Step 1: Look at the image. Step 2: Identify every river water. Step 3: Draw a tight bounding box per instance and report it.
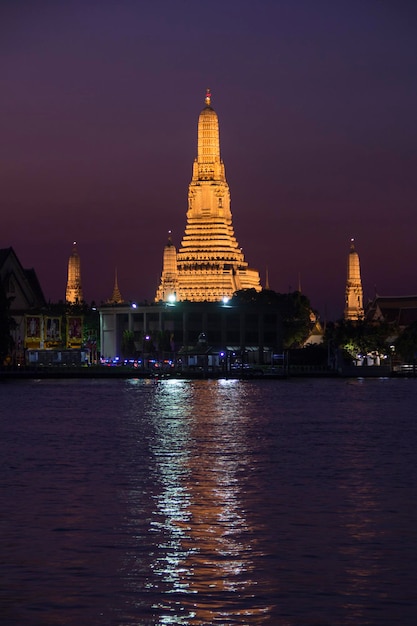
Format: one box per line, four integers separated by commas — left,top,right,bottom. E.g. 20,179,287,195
1,376,417,625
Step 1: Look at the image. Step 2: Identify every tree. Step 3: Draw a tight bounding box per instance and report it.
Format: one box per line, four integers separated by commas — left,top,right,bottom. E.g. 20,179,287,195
395,321,417,363
324,319,393,358
231,289,313,348
121,329,136,359
279,292,313,348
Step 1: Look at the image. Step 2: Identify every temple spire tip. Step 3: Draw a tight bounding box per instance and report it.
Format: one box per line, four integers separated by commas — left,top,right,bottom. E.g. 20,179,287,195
205,88,211,106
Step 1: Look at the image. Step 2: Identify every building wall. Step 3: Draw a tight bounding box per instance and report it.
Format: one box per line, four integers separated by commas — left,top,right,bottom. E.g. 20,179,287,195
0,247,46,364
99,302,284,363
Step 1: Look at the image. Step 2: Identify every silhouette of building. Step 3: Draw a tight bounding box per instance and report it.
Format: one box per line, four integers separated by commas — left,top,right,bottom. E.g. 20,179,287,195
366,295,417,329
0,248,46,312
156,90,261,302
100,300,283,367
344,239,364,320
0,247,46,363
66,242,83,304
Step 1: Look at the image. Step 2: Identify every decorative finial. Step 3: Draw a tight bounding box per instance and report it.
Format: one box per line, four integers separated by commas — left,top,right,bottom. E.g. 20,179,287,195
205,88,211,106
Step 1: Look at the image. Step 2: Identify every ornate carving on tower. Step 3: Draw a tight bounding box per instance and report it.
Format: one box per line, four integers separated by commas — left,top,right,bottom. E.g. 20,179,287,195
66,241,83,304
156,90,261,302
344,238,364,320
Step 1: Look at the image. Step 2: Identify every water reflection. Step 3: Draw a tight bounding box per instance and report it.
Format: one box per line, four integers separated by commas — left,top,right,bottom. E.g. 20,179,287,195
132,379,272,623
3,378,417,625
337,418,387,622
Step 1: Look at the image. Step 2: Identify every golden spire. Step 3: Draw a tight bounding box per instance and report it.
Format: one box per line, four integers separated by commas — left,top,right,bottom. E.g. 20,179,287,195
196,90,221,173
66,241,83,304
344,237,364,320
155,231,178,302
109,267,123,304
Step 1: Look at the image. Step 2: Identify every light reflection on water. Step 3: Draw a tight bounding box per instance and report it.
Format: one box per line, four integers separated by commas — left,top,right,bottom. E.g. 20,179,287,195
122,379,272,623
1,377,417,625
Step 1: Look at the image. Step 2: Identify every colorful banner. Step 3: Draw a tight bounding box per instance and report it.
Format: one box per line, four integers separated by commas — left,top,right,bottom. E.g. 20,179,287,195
26,315,42,340
45,316,61,342
25,315,42,349
67,315,83,347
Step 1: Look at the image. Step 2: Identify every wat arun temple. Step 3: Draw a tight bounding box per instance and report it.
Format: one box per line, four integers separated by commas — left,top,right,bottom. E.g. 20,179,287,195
2,91,379,365
155,90,261,303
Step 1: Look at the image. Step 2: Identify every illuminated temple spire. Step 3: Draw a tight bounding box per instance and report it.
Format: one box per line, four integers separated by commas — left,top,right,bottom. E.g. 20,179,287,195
156,90,261,302
66,241,83,304
155,231,178,302
108,267,123,304
344,238,364,320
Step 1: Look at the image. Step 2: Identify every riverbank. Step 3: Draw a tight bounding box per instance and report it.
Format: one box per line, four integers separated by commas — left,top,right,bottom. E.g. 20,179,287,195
1,363,411,380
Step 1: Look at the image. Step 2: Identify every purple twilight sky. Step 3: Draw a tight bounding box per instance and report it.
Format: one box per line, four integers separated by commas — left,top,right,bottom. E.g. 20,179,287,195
1,0,417,319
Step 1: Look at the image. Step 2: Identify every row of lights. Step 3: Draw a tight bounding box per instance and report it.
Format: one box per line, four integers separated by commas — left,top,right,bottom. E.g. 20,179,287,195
131,295,231,308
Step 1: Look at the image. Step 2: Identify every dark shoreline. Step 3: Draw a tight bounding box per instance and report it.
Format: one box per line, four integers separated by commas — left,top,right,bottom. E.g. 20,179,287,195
0,367,288,380
1,364,410,380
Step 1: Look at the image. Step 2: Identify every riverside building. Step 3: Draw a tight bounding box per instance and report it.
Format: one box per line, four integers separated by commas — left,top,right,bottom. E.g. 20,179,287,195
99,299,283,369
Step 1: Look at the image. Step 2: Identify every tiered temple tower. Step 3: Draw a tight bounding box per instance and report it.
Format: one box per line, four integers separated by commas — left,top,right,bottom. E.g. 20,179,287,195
344,238,364,320
66,241,83,304
156,90,261,302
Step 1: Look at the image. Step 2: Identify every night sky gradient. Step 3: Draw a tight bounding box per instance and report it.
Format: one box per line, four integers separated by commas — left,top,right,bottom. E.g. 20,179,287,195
2,1,417,319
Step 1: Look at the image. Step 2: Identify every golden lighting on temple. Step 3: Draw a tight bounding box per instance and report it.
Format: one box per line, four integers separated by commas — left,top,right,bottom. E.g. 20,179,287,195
65,241,83,304
156,91,261,303
344,238,364,320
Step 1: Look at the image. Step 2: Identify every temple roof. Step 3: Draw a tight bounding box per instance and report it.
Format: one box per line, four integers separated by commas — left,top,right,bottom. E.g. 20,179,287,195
0,246,46,309
366,295,417,326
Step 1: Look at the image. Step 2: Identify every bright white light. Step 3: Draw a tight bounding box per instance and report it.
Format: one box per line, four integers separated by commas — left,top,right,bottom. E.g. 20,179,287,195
168,293,176,303
222,296,230,304
131,303,137,308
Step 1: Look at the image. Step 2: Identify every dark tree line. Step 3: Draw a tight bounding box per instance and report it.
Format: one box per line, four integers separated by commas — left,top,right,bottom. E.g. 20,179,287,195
231,288,315,348
325,317,417,364
324,319,393,357
395,321,417,362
